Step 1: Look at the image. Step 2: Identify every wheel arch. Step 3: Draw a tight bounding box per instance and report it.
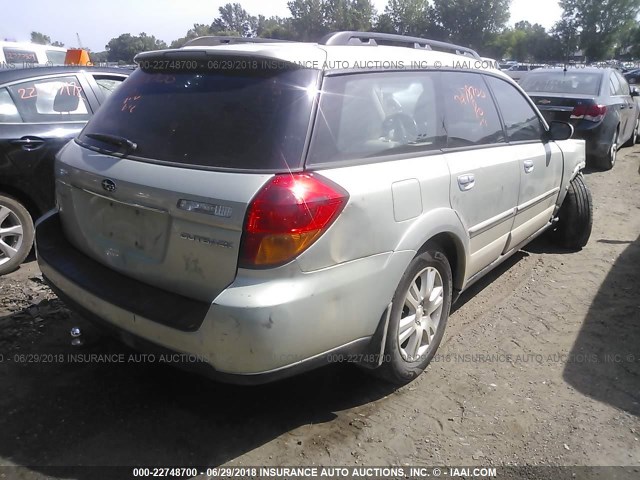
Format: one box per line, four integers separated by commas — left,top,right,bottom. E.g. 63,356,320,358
361,211,469,368
0,183,40,220
417,231,466,292
395,208,469,292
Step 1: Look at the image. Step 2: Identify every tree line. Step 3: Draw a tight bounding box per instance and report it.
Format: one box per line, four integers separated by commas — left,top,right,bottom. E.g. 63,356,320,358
31,0,640,64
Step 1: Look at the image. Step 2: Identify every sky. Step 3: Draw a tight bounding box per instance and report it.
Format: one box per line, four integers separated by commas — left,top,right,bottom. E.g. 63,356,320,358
2,0,563,53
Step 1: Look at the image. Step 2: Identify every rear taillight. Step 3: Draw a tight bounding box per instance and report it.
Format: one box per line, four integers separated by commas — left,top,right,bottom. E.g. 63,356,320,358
571,104,607,122
239,173,349,268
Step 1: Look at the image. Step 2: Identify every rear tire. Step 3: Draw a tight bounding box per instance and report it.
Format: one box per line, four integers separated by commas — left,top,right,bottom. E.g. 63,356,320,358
623,118,638,147
0,194,34,276
550,175,593,250
594,128,618,170
375,249,452,385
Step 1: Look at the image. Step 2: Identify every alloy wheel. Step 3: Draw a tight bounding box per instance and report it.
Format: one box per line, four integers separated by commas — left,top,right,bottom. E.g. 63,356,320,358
397,266,444,362
0,205,24,266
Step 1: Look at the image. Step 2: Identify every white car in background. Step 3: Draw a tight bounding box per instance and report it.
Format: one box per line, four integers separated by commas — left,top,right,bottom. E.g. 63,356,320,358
0,41,67,66
504,63,545,82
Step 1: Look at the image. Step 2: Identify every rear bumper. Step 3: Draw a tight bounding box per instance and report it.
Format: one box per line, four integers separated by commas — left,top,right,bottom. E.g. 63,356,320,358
36,212,409,383
572,122,614,159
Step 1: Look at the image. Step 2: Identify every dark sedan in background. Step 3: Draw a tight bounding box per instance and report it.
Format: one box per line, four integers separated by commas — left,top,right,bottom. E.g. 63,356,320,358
0,66,129,275
623,68,640,85
520,67,639,170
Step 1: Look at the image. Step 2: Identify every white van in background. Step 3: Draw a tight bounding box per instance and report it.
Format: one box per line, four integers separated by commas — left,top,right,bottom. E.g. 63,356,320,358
0,41,67,66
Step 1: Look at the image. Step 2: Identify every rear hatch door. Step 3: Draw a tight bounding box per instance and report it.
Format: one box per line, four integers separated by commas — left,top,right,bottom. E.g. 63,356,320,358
56,51,322,302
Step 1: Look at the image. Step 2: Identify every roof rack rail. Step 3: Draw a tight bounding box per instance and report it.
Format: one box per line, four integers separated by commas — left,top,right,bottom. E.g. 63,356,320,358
319,31,480,60
182,36,291,47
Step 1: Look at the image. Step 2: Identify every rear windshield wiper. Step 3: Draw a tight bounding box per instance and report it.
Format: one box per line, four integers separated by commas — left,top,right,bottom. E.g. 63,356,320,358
85,133,138,153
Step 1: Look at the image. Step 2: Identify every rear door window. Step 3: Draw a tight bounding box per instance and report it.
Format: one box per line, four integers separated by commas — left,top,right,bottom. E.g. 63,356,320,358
7,75,91,122
441,72,505,147
3,48,38,65
615,71,630,96
80,66,319,171
521,72,602,95
0,88,22,123
307,71,444,165
91,75,126,100
610,73,622,96
485,75,544,142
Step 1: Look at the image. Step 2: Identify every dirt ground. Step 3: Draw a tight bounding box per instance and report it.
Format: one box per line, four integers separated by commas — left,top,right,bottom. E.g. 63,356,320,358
0,145,639,479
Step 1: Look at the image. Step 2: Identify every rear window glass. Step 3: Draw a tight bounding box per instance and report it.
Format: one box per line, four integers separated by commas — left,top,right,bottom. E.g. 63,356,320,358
80,66,319,171
3,48,38,64
46,50,67,65
520,71,602,95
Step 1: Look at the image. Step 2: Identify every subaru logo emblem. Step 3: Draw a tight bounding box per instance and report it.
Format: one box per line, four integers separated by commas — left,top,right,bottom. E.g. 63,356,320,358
102,179,117,192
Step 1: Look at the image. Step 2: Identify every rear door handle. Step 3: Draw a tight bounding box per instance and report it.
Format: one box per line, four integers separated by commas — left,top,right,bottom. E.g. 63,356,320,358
457,174,475,191
524,160,535,173
10,137,45,151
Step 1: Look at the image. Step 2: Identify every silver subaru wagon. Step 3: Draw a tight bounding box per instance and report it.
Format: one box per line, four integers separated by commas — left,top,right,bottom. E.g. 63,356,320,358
36,32,592,385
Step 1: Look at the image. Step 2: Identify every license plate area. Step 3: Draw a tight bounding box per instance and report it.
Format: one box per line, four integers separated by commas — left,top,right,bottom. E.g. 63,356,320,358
74,189,170,263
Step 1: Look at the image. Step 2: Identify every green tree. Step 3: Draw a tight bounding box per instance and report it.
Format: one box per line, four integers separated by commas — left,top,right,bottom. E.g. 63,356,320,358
617,21,640,58
376,0,438,37
30,31,64,47
257,16,297,40
287,0,376,41
373,13,397,33
288,0,329,41
551,17,581,60
89,51,109,64
433,0,510,49
212,3,257,37
324,0,375,31
486,22,564,62
486,28,527,60
106,33,168,63
30,31,51,45
559,0,640,60
170,24,215,48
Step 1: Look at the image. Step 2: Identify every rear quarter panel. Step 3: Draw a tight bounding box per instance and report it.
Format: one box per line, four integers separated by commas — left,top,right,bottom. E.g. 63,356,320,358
300,153,468,288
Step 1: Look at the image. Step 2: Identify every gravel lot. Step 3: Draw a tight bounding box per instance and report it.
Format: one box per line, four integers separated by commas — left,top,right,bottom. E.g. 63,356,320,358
0,146,639,479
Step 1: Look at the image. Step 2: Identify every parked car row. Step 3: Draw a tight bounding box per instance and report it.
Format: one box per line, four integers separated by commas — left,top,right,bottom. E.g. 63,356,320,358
2,33,634,386
502,63,546,82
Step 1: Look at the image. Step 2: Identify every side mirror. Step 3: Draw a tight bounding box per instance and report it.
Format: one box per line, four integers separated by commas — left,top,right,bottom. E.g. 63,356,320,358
631,88,639,97
546,121,574,141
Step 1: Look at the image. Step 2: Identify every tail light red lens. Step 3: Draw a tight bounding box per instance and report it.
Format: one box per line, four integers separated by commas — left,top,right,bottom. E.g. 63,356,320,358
571,104,607,122
239,173,349,268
